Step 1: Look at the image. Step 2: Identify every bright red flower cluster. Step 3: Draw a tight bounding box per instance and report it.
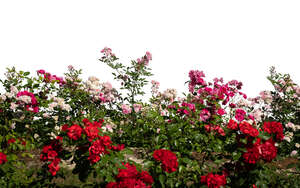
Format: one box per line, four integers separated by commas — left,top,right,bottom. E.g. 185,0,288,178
243,138,277,164
153,149,178,173
66,124,83,140
106,163,153,188
227,119,238,130
0,152,7,164
241,121,283,164
40,138,63,176
62,119,124,164
16,90,39,113
263,121,284,141
88,135,112,163
201,172,227,188
239,121,259,137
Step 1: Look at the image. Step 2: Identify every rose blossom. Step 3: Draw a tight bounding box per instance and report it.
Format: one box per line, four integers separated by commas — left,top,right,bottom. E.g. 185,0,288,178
133,103,142,113
67,124,83,140
121,104,132,114
200,109,211,122
235,109,246,121
291,150,298,157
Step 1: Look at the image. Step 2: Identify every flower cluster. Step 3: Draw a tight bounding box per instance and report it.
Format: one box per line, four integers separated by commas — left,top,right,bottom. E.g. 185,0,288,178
48,97,71,112
37,69,66,85
62,119,124,164
16,91,39,113
99,82,116,103
121,104,132,115
263,121,284,141
200,172,227,188
106,163,153,188
137,51,152,66
243,138,278,163
177,102,195,116
153,149,178,173
151,80,160,95
101,47,115,57
40,137,63,176
235,109,246,122
0,152,7,165
204,124,226,136
188,70,206,93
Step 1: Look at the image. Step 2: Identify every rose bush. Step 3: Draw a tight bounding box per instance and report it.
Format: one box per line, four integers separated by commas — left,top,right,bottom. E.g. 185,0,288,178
0,48,299,187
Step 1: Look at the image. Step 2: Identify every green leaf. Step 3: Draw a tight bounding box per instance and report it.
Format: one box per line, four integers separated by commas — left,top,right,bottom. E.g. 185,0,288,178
24,72,30,76
232,151,241,161
159,174,166,187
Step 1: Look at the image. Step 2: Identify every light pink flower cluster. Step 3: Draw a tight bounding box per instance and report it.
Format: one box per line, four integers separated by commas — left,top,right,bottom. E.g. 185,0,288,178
137,51,152,66
151,80,160,94
99,82,116,103
259,91,273,104
101,47,115,57
121,104,132,114
133,104,142,113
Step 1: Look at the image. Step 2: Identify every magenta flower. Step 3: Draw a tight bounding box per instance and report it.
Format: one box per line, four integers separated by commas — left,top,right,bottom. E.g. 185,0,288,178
235,109,246,121
200,109,211,122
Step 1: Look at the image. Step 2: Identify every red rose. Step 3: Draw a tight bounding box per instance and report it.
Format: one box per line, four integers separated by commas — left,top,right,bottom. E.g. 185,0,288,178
106,182,117,188
153,149,178,173
82,118,90,124
48,158,61,176
112,144,125,151
260,138,277,162
85,125,99,141
227,119,238,130
67,124,83,140
239,121,259,137
107,163,153,187
117,163,139,180
101,135,112,147
0,152,7,164
61,124,69,132
201,172,226,188
89,139,105,155
7,138,16,145
263,121,284,141
88,154,101,164
243,146,260,164
235,109,246,121
139,171,154,185
47,150,58,161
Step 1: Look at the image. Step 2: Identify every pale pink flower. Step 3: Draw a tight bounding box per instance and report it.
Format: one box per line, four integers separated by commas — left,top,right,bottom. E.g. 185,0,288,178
145,51,152,61
291,150,298,157
10,102,18,110
101,47,114,57
121,104,132,114
133,104,142,113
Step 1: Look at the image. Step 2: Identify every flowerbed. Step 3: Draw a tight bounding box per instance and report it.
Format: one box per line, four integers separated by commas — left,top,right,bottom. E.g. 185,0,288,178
0,48,299,187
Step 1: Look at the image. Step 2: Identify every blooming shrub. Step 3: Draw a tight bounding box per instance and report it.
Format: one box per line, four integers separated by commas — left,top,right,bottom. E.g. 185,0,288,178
0,49,299,187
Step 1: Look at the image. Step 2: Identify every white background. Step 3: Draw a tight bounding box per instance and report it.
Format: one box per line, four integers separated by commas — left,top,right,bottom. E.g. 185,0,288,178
0,0,299,98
